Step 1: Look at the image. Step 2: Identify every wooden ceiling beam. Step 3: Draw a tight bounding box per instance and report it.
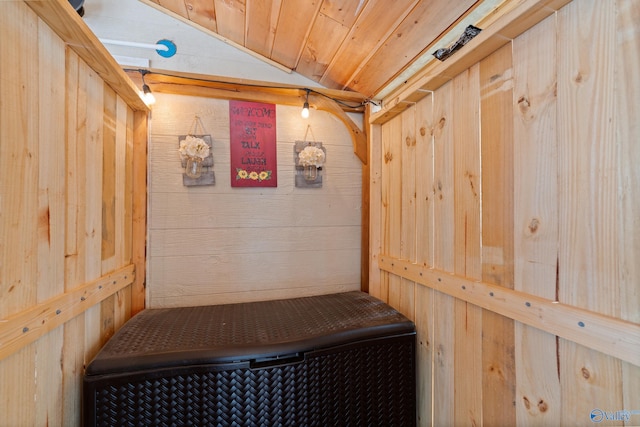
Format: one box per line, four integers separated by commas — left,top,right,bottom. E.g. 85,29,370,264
129,70,368,109
127,71,368,164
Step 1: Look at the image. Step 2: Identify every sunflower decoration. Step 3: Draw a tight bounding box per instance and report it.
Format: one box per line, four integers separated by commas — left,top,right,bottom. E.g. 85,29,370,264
236,168,272,182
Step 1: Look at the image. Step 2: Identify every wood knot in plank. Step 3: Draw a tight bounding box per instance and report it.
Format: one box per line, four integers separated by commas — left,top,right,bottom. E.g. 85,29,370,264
39,207,51,243
538,399,548,413
527,218,540,235
436,344,446,367
517,96,530,115
435,180,444,200
465,171,478,198
432,117,446,137
384,152,393,163
487,363,505,381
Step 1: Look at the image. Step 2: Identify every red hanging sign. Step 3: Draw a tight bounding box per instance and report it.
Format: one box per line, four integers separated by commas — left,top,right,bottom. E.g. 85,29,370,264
229,101,277,187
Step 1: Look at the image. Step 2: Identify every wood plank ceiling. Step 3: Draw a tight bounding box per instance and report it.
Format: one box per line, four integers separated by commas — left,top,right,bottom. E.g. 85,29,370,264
140,0,484,98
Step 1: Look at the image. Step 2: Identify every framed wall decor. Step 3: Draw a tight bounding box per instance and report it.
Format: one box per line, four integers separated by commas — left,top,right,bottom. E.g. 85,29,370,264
178,134,215,186
229,101,277,187
294,141,325,188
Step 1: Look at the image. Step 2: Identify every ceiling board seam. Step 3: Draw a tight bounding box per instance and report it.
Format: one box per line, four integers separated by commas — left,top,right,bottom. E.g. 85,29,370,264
246,0,282,58
185,0,218,33
337,0,421,91
291,0,324,73
316,0,373,85
137,0,292,73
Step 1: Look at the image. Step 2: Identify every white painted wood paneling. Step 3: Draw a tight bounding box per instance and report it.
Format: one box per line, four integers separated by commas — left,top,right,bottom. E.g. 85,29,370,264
147,93,362,306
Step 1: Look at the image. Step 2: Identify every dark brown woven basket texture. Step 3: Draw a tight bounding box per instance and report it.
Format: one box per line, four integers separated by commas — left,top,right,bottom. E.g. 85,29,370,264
88,336,415,426
84,292,416,426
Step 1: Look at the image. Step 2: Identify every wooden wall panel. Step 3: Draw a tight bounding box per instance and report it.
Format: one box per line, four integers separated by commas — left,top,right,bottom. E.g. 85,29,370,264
414,94,434,425
432,81,455,275
35,18,67,425
0,2,39,319
377,121,390,303
431,80,455,426
451,64,483,427
132,110,149,314
616,0,640,326
102,85,118,265
62,48,85,427
557,1,623,423
0,6,39,424
0,2,146,425
512,13,562,426
370,0,640,425
368,118,382,299
83,61,107,364
398,106,416,319
452,65,481,281
415,95,434,269
382,115,402,309
37,16,67,303
479,43,516,426
61,316,85,425
616,0,640,415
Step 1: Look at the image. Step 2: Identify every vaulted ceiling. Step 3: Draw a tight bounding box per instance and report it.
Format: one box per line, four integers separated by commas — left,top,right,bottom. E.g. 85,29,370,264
139,0,492,98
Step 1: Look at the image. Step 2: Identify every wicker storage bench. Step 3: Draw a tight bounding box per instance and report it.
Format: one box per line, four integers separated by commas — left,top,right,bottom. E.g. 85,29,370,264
83,291,416,426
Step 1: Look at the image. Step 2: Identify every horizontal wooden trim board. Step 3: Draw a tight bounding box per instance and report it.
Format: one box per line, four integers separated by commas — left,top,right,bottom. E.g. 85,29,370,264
0,264,135,362
379,255,640,367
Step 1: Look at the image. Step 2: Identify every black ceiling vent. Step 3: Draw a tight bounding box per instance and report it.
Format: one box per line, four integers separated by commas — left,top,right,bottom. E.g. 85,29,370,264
68,0,85,17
